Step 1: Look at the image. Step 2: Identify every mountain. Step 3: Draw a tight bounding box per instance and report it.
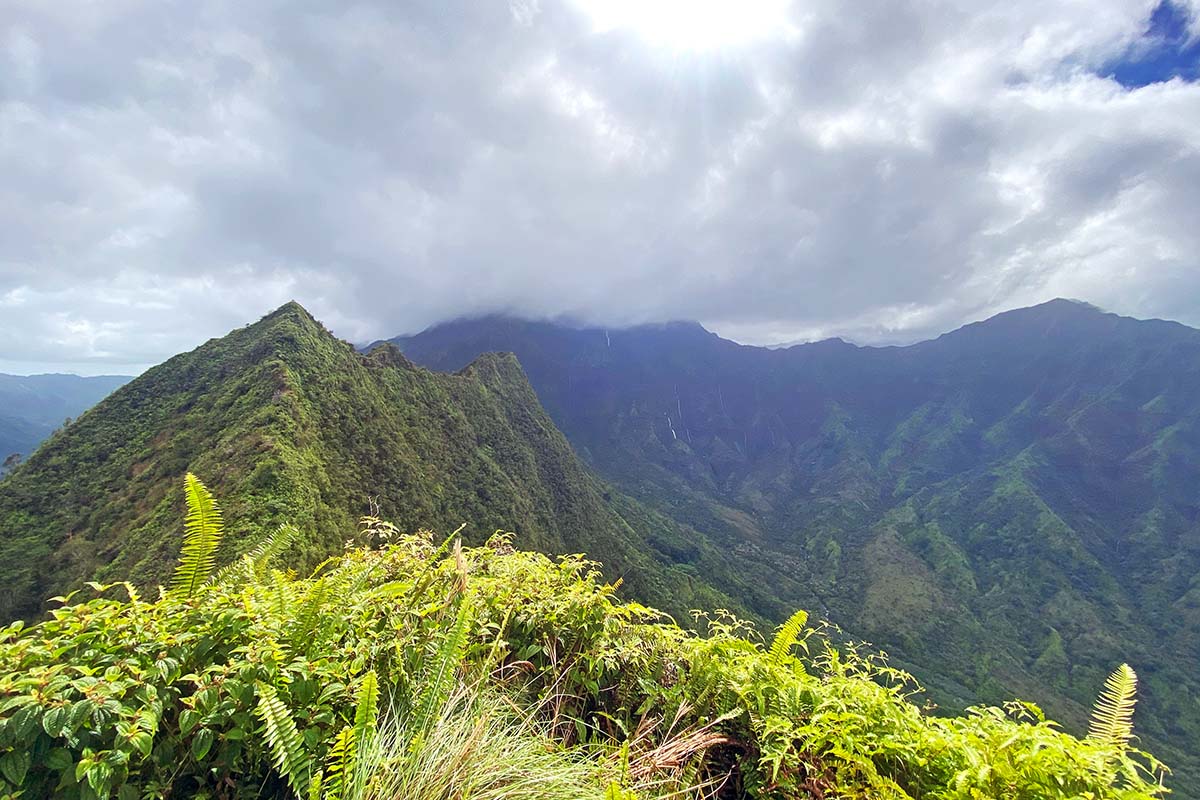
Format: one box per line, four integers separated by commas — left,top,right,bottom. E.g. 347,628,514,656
1,299,1192,791
0,373,129,469
388,299,1200,793
0,303,772,627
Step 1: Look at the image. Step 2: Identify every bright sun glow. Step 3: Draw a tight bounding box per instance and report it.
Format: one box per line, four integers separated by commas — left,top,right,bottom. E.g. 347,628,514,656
572,0,793,52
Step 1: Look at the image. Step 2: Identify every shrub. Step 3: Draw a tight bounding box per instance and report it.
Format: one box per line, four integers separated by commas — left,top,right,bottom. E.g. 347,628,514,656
0,478,1169,799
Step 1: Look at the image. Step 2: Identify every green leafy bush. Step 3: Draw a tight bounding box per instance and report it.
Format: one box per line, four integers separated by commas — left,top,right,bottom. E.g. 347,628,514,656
0,481,1169,799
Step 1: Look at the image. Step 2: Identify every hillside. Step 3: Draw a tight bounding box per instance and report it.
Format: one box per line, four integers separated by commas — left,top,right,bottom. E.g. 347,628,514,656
0,373,129,470
0,303,761,624
390,299,1200,793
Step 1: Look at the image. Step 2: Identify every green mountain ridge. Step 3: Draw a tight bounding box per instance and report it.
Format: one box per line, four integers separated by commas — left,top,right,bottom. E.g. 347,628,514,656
0,302,759,624
389,299,1200,794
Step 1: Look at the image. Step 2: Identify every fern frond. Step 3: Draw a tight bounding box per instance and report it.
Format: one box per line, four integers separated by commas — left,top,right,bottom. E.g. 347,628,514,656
317,671,379,800
1088,663,1138,753
413,595,474,738
211,523,299,586
246,522,299,574
407,526,469,607
354,669,380,735
321,728,353,800
768,609,809,668
307,771,323,800
292,576,335,645
169,473,224,600
255,682,311,796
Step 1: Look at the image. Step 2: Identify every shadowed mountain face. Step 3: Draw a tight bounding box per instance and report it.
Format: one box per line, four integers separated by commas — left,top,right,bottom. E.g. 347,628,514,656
0,304,764,627
0,373,129,469
390,299,1200,792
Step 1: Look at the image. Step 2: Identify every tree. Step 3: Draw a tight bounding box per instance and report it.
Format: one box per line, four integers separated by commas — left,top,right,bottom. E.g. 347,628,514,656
2,453,20,472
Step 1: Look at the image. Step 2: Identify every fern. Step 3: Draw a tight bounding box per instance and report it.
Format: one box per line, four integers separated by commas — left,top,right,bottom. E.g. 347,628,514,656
288,559,364,654
169,473,224,600
354,669,380,736
211,523,299,586
316,670,379,800
252,523,300,572
291,576,335,649
412,593,474,740
320,728,354,800
1088,663,1138,754
347,670,379,794
768,609,809,668
256,682,311,796
307,772,323,800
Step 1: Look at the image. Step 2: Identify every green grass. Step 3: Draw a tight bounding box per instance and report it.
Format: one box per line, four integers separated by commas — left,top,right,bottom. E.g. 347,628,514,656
342,686,604,800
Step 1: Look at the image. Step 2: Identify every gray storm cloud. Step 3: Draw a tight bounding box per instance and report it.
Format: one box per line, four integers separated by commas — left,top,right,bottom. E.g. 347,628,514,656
1,0,1198,372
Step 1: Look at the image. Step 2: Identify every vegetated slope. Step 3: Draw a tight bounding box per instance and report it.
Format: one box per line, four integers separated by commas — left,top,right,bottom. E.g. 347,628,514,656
0,501,1169,799
0,373,129,468
390,299,1200,794
0,302,755,623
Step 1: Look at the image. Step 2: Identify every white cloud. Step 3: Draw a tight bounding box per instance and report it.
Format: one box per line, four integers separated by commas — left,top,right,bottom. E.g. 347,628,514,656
0,0,1197,371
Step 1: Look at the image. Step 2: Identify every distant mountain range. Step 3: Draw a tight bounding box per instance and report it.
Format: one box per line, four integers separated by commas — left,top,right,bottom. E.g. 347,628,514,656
388,299,1200,791
0,373,130,470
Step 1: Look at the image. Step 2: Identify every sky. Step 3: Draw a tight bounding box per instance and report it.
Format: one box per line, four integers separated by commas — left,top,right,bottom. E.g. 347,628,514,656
1,0,1199,374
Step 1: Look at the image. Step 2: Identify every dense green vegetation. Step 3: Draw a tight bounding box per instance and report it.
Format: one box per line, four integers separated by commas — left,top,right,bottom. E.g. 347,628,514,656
391,299,1200,794
0,477,1169,799
0,304,761,625
0,373,128,472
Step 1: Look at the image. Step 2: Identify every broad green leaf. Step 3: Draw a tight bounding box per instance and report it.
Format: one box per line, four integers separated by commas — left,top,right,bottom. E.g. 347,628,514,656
0,751,30,786
191,728,214,761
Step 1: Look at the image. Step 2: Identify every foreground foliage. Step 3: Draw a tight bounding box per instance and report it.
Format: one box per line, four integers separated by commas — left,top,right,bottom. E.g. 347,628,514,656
0,481,1168,799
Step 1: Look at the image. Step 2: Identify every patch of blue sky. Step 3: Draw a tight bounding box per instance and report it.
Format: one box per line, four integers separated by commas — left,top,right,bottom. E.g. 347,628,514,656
1103,0,1199,87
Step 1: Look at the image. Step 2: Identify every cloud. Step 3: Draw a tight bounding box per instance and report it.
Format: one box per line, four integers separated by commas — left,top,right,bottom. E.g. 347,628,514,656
1,0,1198,371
